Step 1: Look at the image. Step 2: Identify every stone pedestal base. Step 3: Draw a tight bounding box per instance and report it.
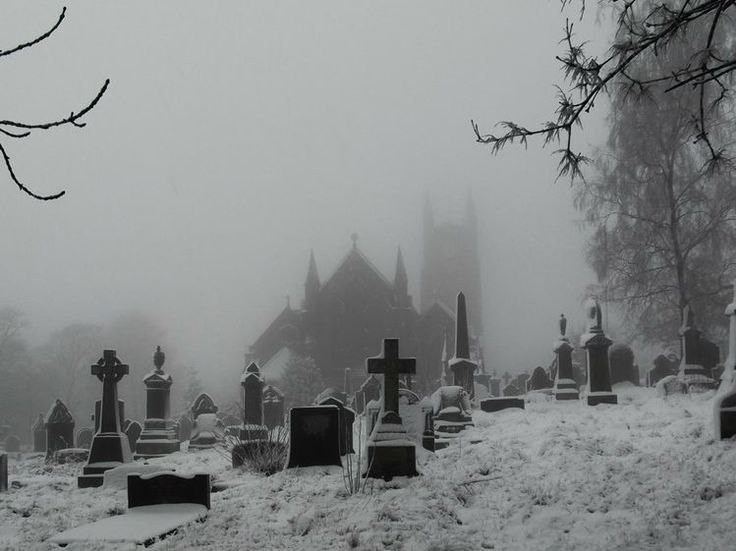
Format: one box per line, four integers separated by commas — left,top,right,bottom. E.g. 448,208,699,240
716,391,736,439
78,432,131,488
363,415,418,480
554,389,579,401
421,431,435,452
587,393,618,406
134,419,180,459
480,398,525,412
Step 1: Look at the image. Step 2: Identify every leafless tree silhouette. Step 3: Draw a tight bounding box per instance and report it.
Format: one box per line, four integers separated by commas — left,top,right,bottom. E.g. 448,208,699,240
0,7,109,200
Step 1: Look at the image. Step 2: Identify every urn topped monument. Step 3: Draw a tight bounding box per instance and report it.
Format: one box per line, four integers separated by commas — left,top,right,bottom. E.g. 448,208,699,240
553,314,579,400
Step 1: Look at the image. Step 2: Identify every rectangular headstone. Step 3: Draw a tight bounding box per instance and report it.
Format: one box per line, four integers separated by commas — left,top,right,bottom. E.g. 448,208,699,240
480,397,525,412
285,406,342,469
128,472,210,510
0,454,7,492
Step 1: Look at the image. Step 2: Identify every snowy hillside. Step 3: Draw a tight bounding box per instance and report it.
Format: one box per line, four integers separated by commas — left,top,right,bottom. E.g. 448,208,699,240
3,385,735,550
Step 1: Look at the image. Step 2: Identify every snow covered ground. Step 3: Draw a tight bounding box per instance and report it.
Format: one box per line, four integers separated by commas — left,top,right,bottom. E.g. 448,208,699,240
3,384,736,550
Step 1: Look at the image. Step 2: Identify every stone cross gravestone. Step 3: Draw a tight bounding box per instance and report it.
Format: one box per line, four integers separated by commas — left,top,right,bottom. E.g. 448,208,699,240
46,399,75,457
448,292,477,399
285,405,342,469
554,314,579,400
135,346,180,459
79,350,132,488
580,300,617,406
364,338,418,480
32,413,46,453
95,400,125,433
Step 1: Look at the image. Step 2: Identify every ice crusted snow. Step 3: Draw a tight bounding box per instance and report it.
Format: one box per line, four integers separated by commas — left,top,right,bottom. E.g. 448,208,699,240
4,385,736,549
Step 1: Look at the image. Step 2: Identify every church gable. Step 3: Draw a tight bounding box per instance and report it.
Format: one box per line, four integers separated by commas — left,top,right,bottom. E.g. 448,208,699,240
249,305,304,365
319,246,395,308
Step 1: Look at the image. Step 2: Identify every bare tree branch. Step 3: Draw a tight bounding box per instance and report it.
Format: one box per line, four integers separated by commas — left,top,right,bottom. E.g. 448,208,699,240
0,7,66,59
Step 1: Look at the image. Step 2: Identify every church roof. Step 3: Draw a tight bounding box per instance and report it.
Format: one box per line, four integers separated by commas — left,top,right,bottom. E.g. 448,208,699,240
320,242,394,294
249,304,303,365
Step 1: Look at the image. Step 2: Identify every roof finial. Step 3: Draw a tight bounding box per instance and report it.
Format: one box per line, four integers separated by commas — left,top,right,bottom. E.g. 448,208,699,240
351,233,359,249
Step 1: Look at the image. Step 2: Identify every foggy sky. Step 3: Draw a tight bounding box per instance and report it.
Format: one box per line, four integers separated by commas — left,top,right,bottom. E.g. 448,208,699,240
0,2,611,393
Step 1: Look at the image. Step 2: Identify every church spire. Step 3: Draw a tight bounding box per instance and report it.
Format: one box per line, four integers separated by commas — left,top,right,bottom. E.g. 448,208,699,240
394,247,408,295
304,250,320,311
453,292,470,360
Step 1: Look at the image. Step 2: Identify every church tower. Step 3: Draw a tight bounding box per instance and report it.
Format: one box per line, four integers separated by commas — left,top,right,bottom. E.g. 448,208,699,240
420,192,483,337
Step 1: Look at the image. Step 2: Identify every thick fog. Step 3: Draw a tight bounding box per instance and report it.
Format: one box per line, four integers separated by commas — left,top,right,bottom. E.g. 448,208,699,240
0,2,608,396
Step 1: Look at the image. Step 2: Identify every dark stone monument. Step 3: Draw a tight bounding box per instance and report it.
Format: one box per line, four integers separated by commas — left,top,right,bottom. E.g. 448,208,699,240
357,375,381,415
0,454,6,492
189,393,220,449
128,473,211,510
78,350,132,488
318,396,355,455
94,400,125,433
46,399,75,457
32,413,46,453
609,343,638,385
553,314,579,400
580,299,617,406
125,420,143,451
135,346,180,459
715,283,736,438
263,385,285,430
5,435,20,453
239,362,267,441
364,338,418,480
285,405,342,469
448,293,477,400
431,385,474,449
648,354,678,386
527,366,552,391
479,397,525,412
77,428,93,450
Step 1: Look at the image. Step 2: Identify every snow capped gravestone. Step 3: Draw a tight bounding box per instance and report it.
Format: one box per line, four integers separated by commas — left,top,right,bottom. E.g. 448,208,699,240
553,314,579,401
677,305,719,392
79,350,133,488
449,292,477,400
648,354,678,386
715,282,736,439
32,413,45,453
189,393,221,449
285,405,342,469
356,375,381,415
318,396,355,455
240,362,267,441
315,387,348,406
263,385,285,430
581,300,617,406
46,399,75,457
527,366,553,391
136,346,180,459
364,338,418,480
5,434,20,453
432,386,474,449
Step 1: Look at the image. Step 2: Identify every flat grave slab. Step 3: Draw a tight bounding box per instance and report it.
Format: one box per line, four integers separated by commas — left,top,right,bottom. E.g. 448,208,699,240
479,397,525,412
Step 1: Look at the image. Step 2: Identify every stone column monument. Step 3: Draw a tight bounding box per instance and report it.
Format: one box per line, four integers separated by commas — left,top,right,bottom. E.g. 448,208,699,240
449,292,478,399
135,346,180,459
240,362,267,441
580,300,617,406
79,350,132,488
553,314,579,400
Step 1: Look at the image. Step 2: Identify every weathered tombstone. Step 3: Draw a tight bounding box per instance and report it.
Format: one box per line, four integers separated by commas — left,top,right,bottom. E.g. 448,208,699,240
285,406,342,469
189,393,221,449
318,396,355,455
240,362,267,441
4,434,20,453
609,343,638,385
357,375,381,415
553,313,579,400
46,399,75,457
78,350,132,488
364,338,418,479
263,385,285,430
365,399,382,439
449,292,477,399
527,366,552,391
220,415,241,429
488,375,501,398
432,386,474,449
648,354,678,386
135,346,180,459
421,402,436,452
480,395,525,412
581,299,617,406
513,373,530,393
125,420,143,451
678,305,719,391
314,387,348,406
502,382,522,397
177,415,193,442
95,400,125,433
77,428,94,450
32,413,46,453
715,282,736,439
0,454,6,492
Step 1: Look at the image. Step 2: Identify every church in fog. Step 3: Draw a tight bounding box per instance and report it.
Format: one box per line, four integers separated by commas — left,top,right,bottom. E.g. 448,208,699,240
247,196,484,393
